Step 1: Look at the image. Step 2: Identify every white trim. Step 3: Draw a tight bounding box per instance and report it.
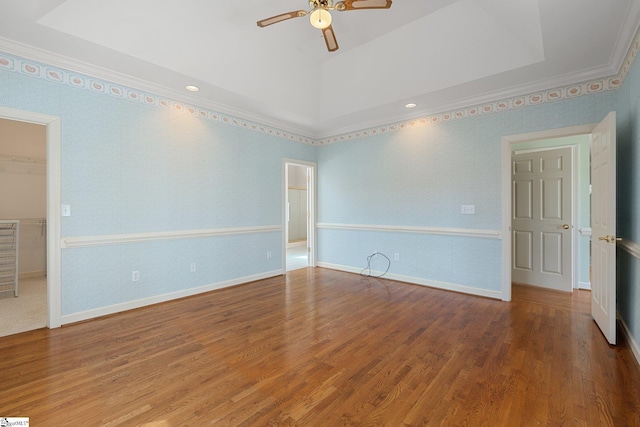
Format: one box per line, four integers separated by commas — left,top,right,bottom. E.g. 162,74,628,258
0,37,316,140
618,314,640,368
618,239,640,260
612,0,640,77
578,281,591,290
61,225,281,249
317,65,617,140
3,26,638,145
0,106,62,329
61,270,282,325
501,124,597,301
316,223,501,239
572,145,579,289
318,262,502,300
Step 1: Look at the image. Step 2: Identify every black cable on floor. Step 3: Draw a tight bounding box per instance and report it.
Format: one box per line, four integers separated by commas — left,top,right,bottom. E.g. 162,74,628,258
360,252,390,278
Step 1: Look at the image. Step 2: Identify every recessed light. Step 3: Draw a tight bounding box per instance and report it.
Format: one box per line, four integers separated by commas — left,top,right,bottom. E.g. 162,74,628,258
405,103,417,109
185,85,200,92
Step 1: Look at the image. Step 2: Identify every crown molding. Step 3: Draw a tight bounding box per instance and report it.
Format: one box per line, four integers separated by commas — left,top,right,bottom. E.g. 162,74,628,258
609,0,640,75
2,10,640,146
0,37,317,140
315,62,621,140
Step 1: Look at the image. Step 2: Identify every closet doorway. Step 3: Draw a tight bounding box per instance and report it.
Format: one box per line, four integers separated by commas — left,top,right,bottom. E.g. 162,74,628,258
0,117,47,337
284,160,316,272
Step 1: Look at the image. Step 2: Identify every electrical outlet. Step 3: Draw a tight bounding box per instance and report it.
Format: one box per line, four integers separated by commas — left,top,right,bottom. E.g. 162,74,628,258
461,205,475,215
190,262,196,273
267,250,272,259
394,253,400,261
132,270,140,282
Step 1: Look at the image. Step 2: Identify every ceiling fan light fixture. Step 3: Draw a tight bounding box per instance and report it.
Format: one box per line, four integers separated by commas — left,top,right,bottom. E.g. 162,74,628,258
310,8,332,29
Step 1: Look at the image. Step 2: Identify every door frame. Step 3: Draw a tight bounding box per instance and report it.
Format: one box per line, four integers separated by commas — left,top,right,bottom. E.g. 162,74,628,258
0,106,62,328
501,124,595,301
282,159,316,271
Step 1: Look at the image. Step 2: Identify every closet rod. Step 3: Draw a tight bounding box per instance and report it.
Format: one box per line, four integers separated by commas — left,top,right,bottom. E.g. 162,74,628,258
0,218,46,225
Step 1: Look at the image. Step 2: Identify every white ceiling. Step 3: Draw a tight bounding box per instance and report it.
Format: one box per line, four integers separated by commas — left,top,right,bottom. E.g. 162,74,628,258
0,0,638,139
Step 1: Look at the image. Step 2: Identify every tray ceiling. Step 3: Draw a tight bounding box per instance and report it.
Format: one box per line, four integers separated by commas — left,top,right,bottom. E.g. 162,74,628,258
0,0,638,138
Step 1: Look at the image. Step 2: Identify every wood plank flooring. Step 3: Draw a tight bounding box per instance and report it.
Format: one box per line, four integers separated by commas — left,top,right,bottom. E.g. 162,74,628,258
1,267,639,426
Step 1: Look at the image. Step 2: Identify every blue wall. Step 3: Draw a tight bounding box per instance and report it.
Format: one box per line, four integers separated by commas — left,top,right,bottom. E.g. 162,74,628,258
317,94,616,294
0,57,316,317
0,45,638,354
616,47,640,351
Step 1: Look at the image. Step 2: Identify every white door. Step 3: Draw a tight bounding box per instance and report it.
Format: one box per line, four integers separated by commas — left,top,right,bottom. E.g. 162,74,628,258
512,147,573,291
591,112,617,345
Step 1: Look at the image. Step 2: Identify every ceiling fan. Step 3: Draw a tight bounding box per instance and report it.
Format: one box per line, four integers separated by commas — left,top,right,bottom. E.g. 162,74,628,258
256,0,393,52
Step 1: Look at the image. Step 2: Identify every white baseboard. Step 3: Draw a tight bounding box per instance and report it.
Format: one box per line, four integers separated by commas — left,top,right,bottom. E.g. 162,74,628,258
578,281,591,290
618,313,640,368
317,262,502,300
61,269,284,325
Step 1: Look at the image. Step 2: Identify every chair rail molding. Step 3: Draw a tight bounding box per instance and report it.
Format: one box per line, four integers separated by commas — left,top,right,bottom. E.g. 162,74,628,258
61,225,282,248
316,223,501,239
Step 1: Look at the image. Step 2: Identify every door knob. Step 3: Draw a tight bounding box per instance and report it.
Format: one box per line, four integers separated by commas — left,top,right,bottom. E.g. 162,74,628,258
598,235,621,243
562,224,570,229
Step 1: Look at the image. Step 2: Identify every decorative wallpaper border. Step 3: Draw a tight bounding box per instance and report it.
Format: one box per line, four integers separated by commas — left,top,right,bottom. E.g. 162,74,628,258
0,52,316,145
1,25,639,146
315,30,640,145
315,75,619,144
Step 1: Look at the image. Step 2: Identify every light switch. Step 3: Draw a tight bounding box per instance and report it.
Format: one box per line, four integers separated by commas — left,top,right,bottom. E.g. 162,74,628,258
61,204,71,217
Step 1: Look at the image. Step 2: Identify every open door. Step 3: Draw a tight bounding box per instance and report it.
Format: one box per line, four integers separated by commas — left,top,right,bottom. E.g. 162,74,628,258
591,112,617,345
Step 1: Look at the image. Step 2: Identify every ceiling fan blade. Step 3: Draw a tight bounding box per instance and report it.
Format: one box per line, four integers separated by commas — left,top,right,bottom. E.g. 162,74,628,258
257,10,307,27
337,0,392,10
322,25,339,52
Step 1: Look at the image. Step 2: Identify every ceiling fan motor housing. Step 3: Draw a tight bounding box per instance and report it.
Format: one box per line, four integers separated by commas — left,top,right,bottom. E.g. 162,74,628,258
310,0,331,9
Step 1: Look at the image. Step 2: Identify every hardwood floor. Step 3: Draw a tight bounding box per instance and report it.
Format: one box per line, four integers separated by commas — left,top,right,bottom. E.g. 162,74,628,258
1,268,639,426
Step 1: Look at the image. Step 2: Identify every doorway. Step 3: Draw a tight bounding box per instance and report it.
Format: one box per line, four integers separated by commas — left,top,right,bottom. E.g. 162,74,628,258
501,125,594,301
283,160,316,272
511,146,575,292
0,106,62,331
0,118,47,336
